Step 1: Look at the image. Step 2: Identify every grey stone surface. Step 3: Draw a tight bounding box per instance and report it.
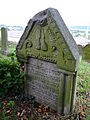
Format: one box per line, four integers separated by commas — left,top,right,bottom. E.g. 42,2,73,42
26,58,74,113
16,8,79,71
1,27,8,55
82,44,90,62
16,8,79,115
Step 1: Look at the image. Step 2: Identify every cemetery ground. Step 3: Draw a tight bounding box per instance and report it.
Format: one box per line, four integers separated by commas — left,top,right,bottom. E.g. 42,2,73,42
0,41,90,120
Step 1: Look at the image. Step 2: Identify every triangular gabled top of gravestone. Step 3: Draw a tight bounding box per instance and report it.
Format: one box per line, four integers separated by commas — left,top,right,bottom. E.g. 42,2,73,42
16,8,79,72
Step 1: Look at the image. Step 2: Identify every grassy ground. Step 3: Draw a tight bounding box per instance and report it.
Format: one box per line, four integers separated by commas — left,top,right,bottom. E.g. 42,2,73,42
0,42,90,119
75,57,90,119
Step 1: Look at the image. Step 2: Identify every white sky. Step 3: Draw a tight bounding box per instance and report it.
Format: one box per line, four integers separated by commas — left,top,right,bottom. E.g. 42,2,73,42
0,0,90,27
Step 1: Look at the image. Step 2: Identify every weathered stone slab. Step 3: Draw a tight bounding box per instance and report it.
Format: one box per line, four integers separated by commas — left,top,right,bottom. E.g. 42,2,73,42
1,27,8,55
74,36,90,62
82,44,90,62
77,45,83,55
16,8,79,115
16,8,79,72
27,58,60,109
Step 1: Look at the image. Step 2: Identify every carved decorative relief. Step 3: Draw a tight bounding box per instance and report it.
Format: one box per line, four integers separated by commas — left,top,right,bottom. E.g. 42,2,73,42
41,27,48,51
26,40,32,49
20,19,75,71
35,26,41,50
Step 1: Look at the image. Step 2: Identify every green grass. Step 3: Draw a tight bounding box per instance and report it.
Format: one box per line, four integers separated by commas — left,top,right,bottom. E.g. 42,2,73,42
75,56,90,119
78,56,90,94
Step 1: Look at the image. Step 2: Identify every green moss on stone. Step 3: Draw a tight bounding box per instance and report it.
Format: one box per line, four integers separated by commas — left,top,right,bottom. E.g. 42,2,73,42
83,44,90,62
19,23,76,72
64,75,73,107
58,74,64,112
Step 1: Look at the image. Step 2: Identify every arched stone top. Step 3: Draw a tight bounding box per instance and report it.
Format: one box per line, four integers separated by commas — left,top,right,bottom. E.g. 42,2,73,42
16,8,79,72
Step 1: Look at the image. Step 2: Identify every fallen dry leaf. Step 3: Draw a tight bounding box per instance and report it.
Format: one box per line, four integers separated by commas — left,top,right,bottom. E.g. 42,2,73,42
17,112,20,116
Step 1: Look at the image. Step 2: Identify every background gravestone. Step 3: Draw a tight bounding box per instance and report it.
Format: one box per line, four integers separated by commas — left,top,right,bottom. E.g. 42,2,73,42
1,27,8,55
82,44,90,62
74,36,90,62
16,8,79,114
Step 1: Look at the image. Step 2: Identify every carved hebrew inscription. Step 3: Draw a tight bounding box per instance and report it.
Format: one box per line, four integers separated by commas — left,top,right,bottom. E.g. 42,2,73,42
27,58,63,108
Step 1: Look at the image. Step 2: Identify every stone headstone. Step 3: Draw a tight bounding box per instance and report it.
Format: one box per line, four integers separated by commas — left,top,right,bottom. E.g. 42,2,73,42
82,44,90,62
16,8,79,115
74,36,90,56
78,45,83,55
1,27,8,55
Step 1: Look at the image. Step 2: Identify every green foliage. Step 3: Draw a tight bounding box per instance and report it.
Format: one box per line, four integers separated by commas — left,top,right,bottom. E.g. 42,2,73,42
0,52,23,97
1,111,9,120
7,100,15,107
8,41,17,52
1,100,17,119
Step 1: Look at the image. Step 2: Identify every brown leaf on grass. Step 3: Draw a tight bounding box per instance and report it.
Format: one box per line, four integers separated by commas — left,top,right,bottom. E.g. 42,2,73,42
82,105,86,111
6,110,10,113
46,112,48,116
22,109,27,115
30,113,33,120
38,106,42,113
3,101,7,106
23,115,27,120
17,112,20,116
43,107,47,114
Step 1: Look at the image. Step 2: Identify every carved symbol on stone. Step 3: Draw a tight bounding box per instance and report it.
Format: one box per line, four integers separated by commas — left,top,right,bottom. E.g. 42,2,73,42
41,37,48,51
62,51,67,64
26,41,32,48
52,46,56,51
35,27,41,50
38,18,48,27
35,26,48,51
40,27,48,51
41,34,48,51
52,46,58,57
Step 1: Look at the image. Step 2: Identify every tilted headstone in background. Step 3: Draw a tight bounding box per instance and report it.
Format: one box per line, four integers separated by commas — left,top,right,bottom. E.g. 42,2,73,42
74,36,90,62
82,44,90,63
16,8,79,114
1,27,8,55
77,45,83,55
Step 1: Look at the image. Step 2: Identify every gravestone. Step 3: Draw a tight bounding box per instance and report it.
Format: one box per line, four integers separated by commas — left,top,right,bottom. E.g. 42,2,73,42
16,8,79,114
1,27,8,55
74,36,90,60
78,45,83,55
82,44,90,62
